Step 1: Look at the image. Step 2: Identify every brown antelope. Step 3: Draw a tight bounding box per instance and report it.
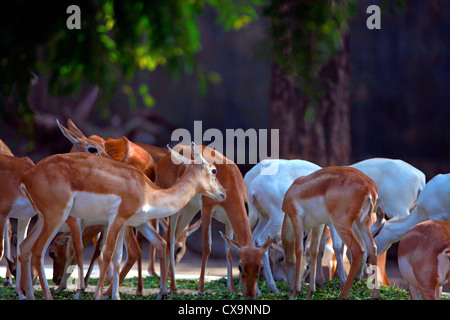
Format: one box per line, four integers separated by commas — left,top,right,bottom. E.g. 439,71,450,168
0,154,35,296
18,142,225,300
281,166,379,300
398,220,450,300
58,119,165,278
0,140,13,156
0,139,15,286
156,144,271,299
57,119,163,296
244,159,321,293
0,134,112,298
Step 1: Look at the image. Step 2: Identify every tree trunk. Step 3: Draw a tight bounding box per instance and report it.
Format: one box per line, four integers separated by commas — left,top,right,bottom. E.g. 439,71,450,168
269,33,351,167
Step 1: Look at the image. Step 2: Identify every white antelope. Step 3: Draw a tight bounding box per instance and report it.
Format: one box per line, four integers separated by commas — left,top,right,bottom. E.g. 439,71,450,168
244,159,321,293
350,158,425,220
375,173,450,255
281,166,379,300
398,220,450,300
18,142,226,300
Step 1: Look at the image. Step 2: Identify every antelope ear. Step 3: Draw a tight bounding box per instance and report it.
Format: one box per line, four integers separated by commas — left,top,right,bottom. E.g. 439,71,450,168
219,231,241,253
57,119,79,144
56,235,71,247
191,142,206,165
88,134,106,145
259,237,273,252
185,219,201,237
167,144,191,166
67,119,87,138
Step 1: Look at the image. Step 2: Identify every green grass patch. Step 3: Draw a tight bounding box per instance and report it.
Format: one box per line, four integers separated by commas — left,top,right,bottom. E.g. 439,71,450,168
2,275,448,300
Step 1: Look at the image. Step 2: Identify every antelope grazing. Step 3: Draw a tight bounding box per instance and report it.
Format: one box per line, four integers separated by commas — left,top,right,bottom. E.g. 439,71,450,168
244,159,321,293
158,218,201,265
49,217,201,293
398,220,450,300
48,225,104,289
156,144,269,299
18,142,226,300
269,228,341,285
282,166,379,300
375,173,450,255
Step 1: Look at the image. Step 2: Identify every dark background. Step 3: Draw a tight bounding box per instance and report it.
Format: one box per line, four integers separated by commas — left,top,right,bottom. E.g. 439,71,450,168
1,1,448,179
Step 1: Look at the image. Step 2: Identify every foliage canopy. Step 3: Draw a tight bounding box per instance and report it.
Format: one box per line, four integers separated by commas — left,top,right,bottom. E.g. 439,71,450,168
0,0,261,123
0,0,404,127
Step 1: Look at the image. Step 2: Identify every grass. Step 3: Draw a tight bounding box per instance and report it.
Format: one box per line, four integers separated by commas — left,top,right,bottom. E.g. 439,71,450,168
1,276,448,300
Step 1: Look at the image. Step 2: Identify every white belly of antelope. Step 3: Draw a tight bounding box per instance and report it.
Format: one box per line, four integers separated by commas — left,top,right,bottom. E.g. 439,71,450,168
127,204,175,227
70,192,122,222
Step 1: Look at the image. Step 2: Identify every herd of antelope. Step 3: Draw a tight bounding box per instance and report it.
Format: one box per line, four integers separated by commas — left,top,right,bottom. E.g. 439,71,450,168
0,119,448,300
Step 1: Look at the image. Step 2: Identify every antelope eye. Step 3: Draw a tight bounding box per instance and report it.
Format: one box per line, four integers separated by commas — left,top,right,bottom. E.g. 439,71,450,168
278,256,284,262
87,146,98,154
211,168,217,175
238,264,243,273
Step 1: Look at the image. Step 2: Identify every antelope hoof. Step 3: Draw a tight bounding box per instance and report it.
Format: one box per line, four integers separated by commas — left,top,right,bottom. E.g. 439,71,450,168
289,290,297,300
3,279,13,287
269,287,280,294
135,290,143,297
156,293,166,300
73,290,82,300
338,293,347,300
